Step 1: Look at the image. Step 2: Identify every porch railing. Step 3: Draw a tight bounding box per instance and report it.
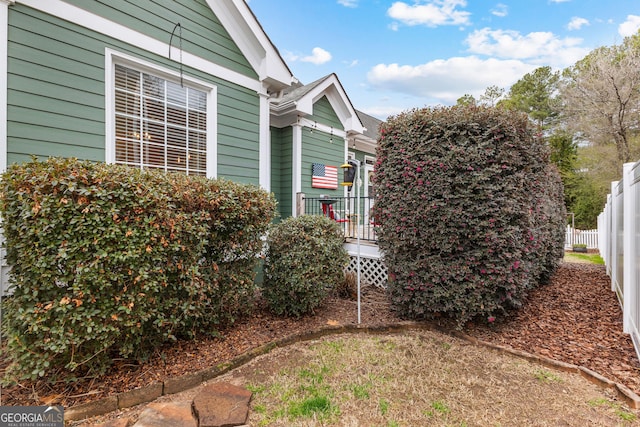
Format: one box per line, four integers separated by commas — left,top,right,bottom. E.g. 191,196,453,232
302,195,378,242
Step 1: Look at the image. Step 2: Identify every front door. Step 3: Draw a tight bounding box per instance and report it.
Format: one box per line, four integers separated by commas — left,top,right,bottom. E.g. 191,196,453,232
364,156,375,224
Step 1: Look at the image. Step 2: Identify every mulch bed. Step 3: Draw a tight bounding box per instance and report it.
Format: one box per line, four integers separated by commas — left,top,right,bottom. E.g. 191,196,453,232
1,261,639,408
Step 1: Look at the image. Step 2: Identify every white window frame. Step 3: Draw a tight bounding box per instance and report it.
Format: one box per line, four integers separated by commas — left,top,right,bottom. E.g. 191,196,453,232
105,48,218,178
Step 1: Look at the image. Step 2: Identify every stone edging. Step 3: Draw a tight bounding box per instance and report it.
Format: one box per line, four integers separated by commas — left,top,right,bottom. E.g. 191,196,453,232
65,321,640,421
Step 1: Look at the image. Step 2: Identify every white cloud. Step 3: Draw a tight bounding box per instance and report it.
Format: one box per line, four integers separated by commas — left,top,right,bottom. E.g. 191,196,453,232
619,15,640,37
337,0,358,7
549,0,571,3
344,59,359,67
465,28,588,67
567,17,589,31
491,4,508,18
302,47,332,64
360,105,404,120
286,47,332,65
367,56,535,105
387,0,471,28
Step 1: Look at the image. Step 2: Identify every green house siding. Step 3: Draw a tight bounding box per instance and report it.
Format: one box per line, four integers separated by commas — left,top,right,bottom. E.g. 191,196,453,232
270,126,292,218
7,6,105,165
300,97,345,199
301,128,344,199
217,85,260,184
308,96,344,131
62,0,257,79
6,4,262,184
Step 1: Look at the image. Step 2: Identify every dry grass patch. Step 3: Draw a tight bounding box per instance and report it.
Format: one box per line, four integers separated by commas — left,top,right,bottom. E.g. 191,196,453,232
231,331,637,426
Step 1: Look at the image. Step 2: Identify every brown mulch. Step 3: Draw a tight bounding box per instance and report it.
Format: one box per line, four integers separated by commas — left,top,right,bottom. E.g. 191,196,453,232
1,261,639,409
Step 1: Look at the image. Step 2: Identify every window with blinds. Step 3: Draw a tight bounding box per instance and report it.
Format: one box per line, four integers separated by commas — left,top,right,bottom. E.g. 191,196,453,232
114,64,207,175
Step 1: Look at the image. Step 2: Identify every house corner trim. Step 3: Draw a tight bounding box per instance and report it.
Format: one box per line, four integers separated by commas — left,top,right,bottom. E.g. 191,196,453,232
0,0,12,173
259,91,270,191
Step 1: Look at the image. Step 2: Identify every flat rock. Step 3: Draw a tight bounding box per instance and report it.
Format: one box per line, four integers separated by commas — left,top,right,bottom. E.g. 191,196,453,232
192,382,252,427
95,418,133,427
132,401,196,427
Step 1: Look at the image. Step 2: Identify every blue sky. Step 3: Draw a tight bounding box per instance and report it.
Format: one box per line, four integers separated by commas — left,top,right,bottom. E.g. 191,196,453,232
247,0,640,120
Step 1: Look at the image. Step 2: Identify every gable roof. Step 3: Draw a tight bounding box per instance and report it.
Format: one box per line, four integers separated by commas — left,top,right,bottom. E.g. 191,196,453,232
205,0,293,92
271,74,364,134
356,110,383,141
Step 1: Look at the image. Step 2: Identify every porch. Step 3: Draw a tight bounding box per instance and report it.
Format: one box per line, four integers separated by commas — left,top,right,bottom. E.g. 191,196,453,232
300,195,378,242
300,195,387,288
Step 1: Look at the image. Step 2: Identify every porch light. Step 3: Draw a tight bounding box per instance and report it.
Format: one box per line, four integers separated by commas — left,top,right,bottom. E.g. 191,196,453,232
341,161,357,191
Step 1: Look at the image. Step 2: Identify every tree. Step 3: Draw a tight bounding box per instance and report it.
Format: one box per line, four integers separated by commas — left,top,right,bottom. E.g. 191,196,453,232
548,131,577,174
565,173,608,229
456,94,476,106
548,131,578,210
560,33,640,163
499,66,561,130
478,85,505,107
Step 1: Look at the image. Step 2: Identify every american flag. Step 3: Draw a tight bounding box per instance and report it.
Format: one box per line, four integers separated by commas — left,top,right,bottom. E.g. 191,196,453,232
311,163,338,189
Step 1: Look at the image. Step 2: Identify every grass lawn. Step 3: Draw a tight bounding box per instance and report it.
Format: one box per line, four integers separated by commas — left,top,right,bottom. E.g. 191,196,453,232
236,331,636,426
564,251,604,265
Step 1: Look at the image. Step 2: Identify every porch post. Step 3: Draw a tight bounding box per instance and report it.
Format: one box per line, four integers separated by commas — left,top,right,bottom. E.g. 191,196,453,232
292,124,302,217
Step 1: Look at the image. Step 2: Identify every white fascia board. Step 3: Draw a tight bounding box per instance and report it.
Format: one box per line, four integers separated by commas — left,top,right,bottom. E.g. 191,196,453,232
207,0,292,91
18,0,262,93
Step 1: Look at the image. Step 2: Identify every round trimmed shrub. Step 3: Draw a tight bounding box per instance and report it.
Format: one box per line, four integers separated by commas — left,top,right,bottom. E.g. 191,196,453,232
262,215,349,317
373,105,566,326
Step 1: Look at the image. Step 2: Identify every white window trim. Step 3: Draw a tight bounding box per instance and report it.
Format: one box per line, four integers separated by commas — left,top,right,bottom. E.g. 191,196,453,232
105,48,218,178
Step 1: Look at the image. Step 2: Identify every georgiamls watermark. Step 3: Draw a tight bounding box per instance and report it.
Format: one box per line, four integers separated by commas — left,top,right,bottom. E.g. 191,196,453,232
0,406,64,427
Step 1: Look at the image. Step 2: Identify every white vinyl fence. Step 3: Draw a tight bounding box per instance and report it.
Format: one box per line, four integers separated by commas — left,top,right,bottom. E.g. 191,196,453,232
598,161,640,362
565,226,598,249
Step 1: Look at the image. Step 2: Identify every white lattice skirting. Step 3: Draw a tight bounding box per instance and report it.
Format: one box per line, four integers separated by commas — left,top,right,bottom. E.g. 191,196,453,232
346,255,388,289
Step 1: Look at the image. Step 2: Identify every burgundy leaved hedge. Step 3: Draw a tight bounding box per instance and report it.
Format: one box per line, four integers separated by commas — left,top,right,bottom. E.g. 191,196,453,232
373,105,566,326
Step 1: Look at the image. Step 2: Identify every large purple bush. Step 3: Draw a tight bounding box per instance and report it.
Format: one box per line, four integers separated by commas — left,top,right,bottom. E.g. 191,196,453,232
373,106,566,325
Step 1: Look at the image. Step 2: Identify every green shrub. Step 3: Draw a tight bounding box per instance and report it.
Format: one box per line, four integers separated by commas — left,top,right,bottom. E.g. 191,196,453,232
262,215,349,317
373,105,566,326
0,158,275,382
